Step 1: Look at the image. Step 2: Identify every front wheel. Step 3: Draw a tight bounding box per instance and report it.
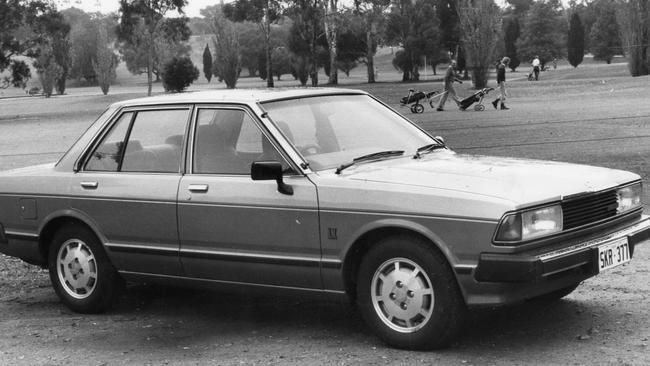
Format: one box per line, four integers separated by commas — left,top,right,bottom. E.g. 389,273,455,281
48,223,121,313
357,236,466,350
413,104,424,114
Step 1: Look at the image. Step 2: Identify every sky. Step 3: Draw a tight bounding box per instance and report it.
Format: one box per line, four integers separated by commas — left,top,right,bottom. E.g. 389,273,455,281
58,0,218,18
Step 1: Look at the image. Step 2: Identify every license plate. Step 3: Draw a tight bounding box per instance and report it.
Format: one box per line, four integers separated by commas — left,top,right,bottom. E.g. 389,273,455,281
597,237,630,272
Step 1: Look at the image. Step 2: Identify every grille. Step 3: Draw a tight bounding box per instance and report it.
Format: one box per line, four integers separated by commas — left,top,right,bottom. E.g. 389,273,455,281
562,190,618,230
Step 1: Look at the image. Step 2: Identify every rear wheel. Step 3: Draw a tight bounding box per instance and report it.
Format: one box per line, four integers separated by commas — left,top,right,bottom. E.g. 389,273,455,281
413,104,424,114
48,223,121,313
357,236,466,350
474,104,485,111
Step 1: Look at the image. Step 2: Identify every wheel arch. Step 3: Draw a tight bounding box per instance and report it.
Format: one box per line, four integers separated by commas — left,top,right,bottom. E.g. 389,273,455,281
341,220,462,303
38,210,106,263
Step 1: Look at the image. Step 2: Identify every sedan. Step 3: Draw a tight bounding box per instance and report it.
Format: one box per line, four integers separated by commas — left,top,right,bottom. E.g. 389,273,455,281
1,88,648,349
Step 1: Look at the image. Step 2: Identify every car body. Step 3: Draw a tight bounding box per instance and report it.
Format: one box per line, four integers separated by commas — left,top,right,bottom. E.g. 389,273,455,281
0,88,648,349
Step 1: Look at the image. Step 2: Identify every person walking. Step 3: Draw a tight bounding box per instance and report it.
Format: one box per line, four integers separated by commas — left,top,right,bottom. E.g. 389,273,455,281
532,55,541,81
492,57,510,110
437,60,462,111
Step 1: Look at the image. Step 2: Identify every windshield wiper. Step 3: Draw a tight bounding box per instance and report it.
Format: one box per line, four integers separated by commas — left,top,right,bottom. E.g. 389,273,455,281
413,142,446,159
335,150,405,174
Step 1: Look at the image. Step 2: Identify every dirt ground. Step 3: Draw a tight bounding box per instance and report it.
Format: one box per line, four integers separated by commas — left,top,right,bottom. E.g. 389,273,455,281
1,70,650,365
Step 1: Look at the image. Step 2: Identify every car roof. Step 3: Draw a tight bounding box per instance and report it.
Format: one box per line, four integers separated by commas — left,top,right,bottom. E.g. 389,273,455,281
112,88,369,108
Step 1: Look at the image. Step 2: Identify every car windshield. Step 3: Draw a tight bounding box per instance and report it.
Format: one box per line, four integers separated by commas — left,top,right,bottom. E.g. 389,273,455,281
262,94,434,171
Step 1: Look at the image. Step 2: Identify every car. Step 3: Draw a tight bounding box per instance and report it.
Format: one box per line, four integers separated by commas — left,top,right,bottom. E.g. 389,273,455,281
0,88,649,350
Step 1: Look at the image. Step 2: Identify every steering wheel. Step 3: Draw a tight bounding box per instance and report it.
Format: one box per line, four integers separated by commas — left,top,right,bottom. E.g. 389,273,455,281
299,144,322,156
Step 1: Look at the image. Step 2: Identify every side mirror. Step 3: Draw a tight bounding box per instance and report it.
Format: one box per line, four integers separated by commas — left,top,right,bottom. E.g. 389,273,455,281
435,136,445,145
251,161,293,195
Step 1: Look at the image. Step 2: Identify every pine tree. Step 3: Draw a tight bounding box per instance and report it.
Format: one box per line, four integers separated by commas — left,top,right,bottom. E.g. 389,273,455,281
202,44,213,82
567,12,585,68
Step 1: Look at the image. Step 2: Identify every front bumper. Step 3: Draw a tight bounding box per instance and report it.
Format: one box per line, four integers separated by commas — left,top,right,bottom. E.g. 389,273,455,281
474,216,650,283
458,215,650,306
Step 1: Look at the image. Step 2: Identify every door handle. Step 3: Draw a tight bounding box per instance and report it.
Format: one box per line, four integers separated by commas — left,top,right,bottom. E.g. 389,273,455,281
80,181,98,189
188,184,209,193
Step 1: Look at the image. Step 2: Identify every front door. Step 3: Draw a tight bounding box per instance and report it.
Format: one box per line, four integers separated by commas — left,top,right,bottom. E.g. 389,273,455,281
178,106,321,289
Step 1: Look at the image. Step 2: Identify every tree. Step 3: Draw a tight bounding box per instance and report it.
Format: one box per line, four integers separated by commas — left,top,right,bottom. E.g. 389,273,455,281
1,1,59,89
211,7,241,88
34,44,62,98
589,0,621,64
202,44,213,82
567,0,597,52
503,17,520,71
235,22,262,76
335,19,367,77
437,0,460,65
24,5,71,94
93,25,118,95
323,0,342,84
458,0,502,89
161,56,199,92
516,0,566,67
119,15,191,85
257,22,291,80
617,0,650,76
32,10,72,95
567,12,584,68
65,8,98,82
353,0,389,83
385,0,440,82
287,0,327,86
271,47,292,80
222,0,282,87
117,0,188,96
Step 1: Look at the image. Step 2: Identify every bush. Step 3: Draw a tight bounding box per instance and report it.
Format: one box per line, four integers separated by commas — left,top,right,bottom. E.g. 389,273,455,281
161,56,199,93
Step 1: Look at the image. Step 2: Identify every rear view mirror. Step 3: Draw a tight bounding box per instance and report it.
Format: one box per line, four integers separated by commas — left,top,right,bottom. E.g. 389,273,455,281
251,161,293,195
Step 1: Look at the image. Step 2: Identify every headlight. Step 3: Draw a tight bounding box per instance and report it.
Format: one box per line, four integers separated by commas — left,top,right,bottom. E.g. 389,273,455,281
617,183,642,213
494,205,563,243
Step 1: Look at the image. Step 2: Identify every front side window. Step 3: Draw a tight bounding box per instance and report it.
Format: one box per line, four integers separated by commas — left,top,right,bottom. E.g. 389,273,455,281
85,109,190,173
193,108,290,174
262,95,433,171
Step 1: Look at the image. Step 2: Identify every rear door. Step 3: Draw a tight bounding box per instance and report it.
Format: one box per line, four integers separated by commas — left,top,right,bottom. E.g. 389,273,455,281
70,106,191,276
177,106,322,289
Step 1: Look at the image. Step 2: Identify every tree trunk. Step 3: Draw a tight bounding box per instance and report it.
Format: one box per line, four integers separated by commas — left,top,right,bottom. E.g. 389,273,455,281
147,33,154,96
325,0,338,85
366,30,375,83
310,25,318,86
264,4,274,88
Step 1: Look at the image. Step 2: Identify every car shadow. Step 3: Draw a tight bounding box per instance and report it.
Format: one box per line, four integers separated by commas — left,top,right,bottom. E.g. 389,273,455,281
112,283,612,352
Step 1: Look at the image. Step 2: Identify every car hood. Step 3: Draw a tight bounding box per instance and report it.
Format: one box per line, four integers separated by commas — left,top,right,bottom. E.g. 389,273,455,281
341,151,639,208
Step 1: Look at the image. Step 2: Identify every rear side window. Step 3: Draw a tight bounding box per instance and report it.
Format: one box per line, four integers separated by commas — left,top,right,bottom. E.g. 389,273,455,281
85,112,133,171
85,109,190,173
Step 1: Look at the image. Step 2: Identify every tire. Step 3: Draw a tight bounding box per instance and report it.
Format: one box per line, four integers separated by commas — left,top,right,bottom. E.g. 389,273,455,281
530,283,580,303
474,104,485,111
48,223,121,313
413,104,424,114
356,235,466,350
